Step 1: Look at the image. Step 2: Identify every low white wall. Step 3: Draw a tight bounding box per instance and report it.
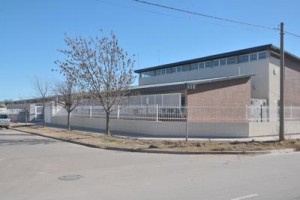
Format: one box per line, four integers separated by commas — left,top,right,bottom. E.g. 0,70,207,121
51,116,249,138
286,121,300,135
51,116,300,138
189,122,249,138
249,122,279,137
249,121,300,137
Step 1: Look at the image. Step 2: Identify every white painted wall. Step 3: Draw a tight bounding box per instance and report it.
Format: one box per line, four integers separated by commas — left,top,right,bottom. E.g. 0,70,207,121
51,116,300,138
51,116,250,138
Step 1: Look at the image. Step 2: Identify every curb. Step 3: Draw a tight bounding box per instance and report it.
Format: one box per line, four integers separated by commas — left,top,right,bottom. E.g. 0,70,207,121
11,128,296,155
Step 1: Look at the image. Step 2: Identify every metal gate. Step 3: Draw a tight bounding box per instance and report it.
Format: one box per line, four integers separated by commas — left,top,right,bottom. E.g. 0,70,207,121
35,106,43,121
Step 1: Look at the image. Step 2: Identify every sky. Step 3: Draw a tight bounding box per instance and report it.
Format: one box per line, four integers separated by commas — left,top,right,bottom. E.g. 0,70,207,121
1,0,299,101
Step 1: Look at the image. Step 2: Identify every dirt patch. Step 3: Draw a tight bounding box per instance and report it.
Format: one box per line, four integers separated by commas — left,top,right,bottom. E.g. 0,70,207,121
12,126,300,152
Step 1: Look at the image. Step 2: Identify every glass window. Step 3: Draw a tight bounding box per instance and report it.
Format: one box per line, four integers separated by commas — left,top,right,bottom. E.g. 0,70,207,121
258,52,267,59
205,61,213,68
212,60,219,67
171,67,177,73
145,71,155,77
182,65,190,72
156,70,161,76
227,57,237,65
198,62,205,69
166,68,172,74
177,66,182,72
220,59,226,66
141,71,155,78
250,53,257,61
0,114,8,119
239,54,249,63
191,63,198,70
156,69,166,76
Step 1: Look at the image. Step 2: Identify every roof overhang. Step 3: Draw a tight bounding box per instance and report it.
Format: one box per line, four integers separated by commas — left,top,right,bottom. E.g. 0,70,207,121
130,74,254,94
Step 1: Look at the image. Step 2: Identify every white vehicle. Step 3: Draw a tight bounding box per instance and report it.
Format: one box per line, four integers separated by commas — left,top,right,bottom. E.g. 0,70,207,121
0,113,10,129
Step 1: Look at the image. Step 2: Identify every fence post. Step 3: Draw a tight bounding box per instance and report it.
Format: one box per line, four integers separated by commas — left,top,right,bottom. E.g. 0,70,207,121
117,105,120,119
156,104,159,122
185,106,189,141
89,106,92,118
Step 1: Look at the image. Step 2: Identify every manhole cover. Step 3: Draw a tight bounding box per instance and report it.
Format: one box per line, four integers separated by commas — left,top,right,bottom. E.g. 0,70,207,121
58,175,83,181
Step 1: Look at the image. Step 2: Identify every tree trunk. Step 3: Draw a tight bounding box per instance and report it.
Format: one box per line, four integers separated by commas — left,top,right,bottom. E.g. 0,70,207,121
67,112,71,131
105,111,111,136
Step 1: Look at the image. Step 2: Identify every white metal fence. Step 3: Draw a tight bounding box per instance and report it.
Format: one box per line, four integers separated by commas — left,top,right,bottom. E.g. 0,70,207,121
53,105,300,122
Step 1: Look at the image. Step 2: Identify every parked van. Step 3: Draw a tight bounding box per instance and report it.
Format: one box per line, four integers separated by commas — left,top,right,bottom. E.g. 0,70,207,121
0,113,10,129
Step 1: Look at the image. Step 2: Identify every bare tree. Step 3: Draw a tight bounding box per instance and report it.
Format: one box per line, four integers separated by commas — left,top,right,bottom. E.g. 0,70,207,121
56,32,135,135
33,77,52,127
54,77,83,131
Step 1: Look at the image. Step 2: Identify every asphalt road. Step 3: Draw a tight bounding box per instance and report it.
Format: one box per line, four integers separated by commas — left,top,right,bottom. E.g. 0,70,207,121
0,129,300,200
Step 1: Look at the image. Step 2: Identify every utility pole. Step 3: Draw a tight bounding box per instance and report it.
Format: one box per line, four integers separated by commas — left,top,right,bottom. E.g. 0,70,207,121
279,22,285,141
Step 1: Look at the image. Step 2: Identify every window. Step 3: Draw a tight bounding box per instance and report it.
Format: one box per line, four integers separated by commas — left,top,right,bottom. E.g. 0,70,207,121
250,53,257,61
258,52,267,60
198,62,205,69
205,61,213,68
144,71,155,77
239,54,249,63
191,63,198,70
0,114,8,119
227,57,237,65
220,59,226,66
182,65,190,72
141,73,147,78
166,68,172,74
212,60,219,67
171,67,177,73
156,69,161,76
176,66,182,72
156,69,166,76
150,71,156,77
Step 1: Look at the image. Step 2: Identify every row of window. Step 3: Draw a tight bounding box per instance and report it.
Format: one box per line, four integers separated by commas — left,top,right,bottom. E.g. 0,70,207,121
140,51,267,78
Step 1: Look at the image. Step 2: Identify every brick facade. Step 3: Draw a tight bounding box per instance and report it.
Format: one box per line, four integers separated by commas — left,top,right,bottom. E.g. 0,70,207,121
285,59,300,106
187,77,251,122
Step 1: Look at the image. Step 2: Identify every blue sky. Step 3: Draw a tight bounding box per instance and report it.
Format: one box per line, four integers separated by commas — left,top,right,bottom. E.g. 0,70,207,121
1,0,299,101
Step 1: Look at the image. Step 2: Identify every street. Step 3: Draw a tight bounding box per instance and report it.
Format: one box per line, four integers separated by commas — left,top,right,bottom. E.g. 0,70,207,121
0,129,299,200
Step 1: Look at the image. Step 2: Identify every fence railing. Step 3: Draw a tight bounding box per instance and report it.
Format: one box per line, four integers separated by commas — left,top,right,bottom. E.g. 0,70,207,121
53,105,300,122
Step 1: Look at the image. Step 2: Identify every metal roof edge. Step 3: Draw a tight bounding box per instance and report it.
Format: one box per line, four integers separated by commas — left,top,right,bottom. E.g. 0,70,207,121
135,44,300,73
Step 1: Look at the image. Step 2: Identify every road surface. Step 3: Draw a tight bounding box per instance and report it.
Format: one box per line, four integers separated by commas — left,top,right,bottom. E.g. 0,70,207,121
0,129,299,200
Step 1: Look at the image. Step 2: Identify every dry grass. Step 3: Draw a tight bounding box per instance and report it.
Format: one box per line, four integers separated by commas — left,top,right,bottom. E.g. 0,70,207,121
13,125,300,152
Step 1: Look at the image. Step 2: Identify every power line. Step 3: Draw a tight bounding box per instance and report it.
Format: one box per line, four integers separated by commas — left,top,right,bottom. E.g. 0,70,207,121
134,0,300,39
134,0,279,31
285,31,300,38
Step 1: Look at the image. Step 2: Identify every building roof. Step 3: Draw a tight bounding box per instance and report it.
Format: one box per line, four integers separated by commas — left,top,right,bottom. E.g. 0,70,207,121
130,74,254,94
134,44,300,73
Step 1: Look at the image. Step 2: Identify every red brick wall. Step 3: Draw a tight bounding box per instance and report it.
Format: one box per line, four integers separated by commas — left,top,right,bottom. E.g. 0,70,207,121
187,77,251,106
187,77,251,122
